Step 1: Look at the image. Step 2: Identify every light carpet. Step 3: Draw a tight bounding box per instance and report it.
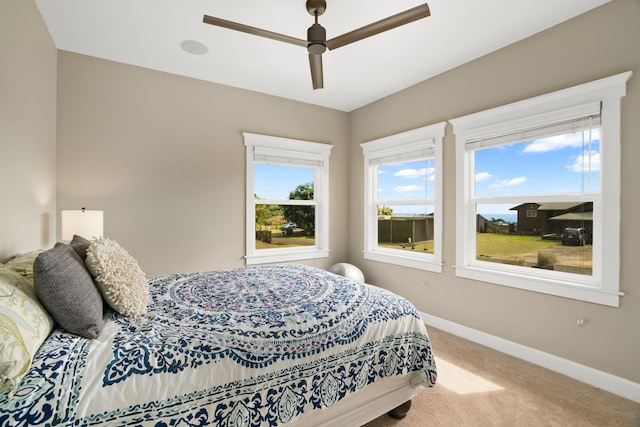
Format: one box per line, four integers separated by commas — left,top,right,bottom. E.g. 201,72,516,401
364,327,640,427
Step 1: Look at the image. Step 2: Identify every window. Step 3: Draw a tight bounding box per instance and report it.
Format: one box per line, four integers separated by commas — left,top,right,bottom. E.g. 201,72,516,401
244,132,332,265
450,72,631,307
361,122,446,272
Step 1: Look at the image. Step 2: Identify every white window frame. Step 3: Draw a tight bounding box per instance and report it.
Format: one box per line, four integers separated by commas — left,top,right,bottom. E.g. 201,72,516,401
361,122,446,272
450,71,632,307
244,132,332,265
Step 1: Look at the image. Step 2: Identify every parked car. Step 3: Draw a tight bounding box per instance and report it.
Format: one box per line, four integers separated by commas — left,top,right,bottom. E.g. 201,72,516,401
561,227,591,246
280,222,297,231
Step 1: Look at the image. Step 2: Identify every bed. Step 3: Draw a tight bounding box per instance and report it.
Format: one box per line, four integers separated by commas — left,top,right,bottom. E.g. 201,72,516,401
0,237,437,426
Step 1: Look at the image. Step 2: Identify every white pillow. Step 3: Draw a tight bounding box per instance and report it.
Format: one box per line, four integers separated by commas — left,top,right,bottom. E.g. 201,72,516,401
85,238,148,317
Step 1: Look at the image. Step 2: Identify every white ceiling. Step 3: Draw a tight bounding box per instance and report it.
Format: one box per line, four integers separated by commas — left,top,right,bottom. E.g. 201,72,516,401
35,0,609,112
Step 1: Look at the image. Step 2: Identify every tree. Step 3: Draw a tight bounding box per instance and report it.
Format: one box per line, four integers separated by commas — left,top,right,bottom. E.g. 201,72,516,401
283,183,314,234
254,194,283,230
378,206,394,216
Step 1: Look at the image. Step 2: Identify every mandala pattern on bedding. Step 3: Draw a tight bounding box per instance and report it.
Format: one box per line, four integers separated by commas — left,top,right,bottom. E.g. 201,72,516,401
104,264,421,385
0,264,437,427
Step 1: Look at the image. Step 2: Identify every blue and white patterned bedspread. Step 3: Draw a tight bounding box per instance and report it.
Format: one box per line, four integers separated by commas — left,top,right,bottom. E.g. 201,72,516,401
0,264,437,426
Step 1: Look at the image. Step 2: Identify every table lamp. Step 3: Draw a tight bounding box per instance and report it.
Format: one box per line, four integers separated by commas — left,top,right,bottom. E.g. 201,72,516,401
61,208,104,241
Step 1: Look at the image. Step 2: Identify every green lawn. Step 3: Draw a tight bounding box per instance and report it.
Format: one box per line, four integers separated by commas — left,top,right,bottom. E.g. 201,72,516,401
255,232,315,249
379,233,559,259
378,240,434,253
258,232,560,258
476,233,560,258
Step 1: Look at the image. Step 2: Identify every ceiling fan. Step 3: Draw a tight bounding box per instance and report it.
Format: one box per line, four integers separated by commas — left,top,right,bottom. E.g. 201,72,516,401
203,1,431,90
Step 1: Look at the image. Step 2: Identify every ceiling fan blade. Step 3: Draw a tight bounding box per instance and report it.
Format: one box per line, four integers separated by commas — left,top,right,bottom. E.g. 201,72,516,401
309,54,324,90
325,3,430,50
203,15,308,48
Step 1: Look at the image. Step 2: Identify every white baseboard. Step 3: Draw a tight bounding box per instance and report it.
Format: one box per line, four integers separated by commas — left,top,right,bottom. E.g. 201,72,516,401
421,312,640,404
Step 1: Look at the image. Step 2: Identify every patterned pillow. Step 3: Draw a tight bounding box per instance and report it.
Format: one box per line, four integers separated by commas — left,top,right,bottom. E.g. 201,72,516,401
0,270,54,397
0,267,37,300
33,243,105,339
4,249,43,284
85,238,149,318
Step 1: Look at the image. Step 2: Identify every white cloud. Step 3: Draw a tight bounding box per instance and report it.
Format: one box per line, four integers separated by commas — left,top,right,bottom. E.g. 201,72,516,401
523,129,600,153
475,172,492,182
394,185,423,193
394,168,433,179
567,151,600,172
489,176,526,189
378,170,387,174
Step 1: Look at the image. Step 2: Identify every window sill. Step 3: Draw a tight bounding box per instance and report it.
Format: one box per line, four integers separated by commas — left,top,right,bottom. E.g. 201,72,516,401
246,249,329,265
455,264,621,307
364,250,443,273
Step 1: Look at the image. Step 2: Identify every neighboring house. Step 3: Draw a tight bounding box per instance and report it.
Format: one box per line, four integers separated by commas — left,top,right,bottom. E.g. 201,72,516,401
476,215,513,234
510,202,593,235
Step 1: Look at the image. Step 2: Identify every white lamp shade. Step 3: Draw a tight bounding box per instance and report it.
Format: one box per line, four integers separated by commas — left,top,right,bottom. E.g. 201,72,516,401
61,209,103,241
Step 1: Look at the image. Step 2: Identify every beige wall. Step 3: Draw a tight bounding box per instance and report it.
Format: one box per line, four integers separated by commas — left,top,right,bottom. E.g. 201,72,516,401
0,0,57,261
7,0,638,387
349,0,640,383
56,53,351,275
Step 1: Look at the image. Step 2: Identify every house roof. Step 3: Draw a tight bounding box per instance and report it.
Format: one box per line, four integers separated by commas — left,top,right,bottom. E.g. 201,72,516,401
549,211,593,221
536,203,584,211
509,202,592,212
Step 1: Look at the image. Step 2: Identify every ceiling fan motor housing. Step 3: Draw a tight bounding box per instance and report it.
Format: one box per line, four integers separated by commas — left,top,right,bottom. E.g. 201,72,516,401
306,0,327,16
307,23,327,54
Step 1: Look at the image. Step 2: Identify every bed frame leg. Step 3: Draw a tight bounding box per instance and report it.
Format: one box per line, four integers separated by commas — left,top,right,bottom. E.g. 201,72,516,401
387,400,412,419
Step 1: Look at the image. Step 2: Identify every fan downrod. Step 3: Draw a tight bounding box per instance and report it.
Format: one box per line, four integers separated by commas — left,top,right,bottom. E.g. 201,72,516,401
306,0,326,17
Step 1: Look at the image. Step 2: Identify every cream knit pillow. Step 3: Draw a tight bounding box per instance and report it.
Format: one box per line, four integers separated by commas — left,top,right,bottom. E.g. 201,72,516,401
85,238,148,317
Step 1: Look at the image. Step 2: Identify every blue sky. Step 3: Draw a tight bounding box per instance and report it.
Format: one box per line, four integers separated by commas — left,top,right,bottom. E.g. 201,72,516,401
253,129,599,217
474,130,600,215
475,131,600,197
376,158,435,215
377,159,435,201
254,164,314,200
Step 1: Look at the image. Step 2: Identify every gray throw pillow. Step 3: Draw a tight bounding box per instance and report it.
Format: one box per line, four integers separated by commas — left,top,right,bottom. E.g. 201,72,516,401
69,234,91,260
33,242,104,339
